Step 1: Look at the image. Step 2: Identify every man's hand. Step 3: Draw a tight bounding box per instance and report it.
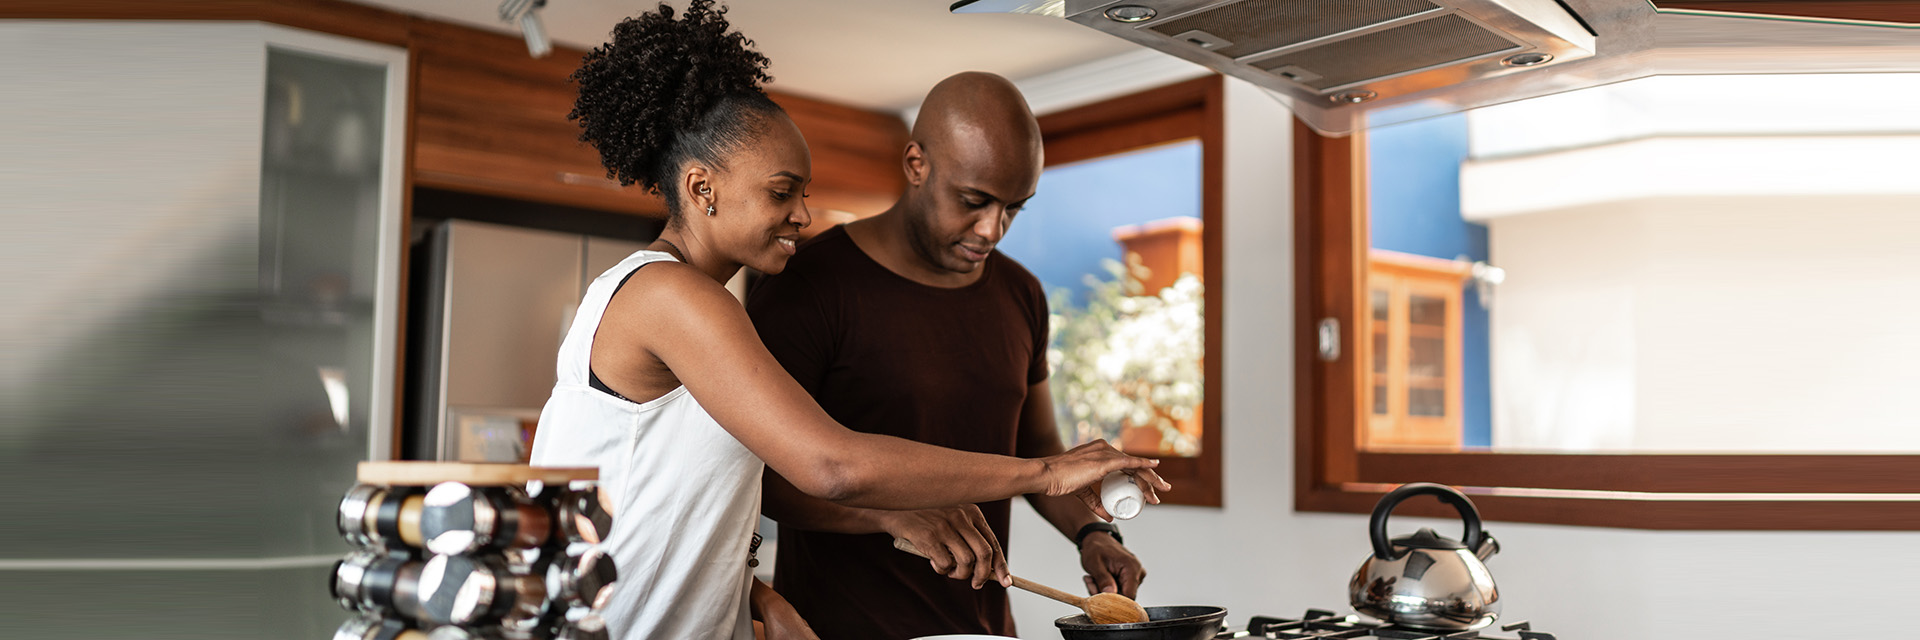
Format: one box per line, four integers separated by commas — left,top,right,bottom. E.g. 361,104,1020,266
880,505,1010,589
1078,532,1147,599
751,580,821,640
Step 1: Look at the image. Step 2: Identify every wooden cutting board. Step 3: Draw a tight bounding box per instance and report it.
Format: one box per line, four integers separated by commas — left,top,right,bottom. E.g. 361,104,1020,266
356,461,597,486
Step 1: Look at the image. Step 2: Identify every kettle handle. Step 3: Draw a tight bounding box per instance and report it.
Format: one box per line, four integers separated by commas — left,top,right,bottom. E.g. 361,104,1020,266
1368,482,1485,560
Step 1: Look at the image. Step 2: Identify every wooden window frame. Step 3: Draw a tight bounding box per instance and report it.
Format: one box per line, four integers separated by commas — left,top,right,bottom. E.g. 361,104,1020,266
1292,118,1920,531
1037,76,1225,507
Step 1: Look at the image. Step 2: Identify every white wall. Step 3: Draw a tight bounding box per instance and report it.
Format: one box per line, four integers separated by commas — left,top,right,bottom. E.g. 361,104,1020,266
1484,195,1920,452
1002,75,1920,639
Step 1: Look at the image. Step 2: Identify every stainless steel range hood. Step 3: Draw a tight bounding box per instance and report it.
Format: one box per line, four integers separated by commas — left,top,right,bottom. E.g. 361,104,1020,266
1089,0,1591,100
955,0,1920,135
958,0,1593,129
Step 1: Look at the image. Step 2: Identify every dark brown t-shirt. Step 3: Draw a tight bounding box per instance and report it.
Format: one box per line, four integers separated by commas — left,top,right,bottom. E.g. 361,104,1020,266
745,225,1049,640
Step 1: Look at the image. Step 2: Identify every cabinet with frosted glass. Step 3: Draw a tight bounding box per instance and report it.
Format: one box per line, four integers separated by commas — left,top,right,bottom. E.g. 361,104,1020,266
0,22,406,638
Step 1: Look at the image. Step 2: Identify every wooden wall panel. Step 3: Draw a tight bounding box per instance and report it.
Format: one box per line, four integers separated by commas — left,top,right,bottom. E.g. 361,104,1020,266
1,0,411,45
772,92,909,216
405,20,659,215
6,0,912,218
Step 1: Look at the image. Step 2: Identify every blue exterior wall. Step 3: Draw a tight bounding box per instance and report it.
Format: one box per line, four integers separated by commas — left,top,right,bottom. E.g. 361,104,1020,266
998,141,1202,305
1367,114,1492,449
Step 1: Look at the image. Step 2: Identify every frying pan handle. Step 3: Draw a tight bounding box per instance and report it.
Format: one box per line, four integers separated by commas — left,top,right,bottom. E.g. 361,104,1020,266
1368,482,1484,560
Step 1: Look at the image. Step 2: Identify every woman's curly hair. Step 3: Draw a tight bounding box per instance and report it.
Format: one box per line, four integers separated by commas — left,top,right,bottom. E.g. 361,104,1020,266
570,0,784,217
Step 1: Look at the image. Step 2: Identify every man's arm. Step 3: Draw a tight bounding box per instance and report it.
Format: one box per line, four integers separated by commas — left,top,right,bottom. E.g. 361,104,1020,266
1018,380,1149,598
760,472,1009,589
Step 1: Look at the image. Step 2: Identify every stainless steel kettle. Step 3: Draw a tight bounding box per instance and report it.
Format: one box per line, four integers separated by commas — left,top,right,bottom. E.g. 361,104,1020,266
1348,482,1501,631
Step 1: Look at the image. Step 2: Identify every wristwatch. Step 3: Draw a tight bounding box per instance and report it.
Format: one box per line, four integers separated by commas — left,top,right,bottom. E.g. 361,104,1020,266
1073,522,1123,551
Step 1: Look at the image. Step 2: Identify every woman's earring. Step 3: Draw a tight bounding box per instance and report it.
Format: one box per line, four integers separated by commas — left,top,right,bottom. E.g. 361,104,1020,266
706,204,716,216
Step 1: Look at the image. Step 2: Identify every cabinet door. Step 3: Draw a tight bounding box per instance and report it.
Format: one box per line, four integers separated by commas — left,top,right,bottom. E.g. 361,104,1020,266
1364,253,1466,450
0,22,406,639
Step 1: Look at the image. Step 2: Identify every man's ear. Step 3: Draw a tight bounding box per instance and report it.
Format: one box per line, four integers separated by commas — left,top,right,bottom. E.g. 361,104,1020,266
903,141,929,188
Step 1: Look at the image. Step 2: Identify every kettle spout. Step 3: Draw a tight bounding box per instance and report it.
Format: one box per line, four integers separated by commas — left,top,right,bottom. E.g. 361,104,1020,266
1474,533,1501,561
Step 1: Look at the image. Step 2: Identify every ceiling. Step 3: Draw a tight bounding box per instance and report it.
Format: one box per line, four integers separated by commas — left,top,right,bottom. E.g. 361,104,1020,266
349,0,1142,112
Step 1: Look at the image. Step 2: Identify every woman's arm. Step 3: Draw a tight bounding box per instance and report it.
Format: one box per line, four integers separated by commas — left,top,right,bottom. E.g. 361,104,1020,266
598,264,1167,511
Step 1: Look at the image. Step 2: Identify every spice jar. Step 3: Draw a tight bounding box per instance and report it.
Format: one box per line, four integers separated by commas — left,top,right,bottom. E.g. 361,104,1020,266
332,615,426,640
338,484,381,548
332,550,414,616
545,548,618,610
413,553,550,627
424,626,505,640
420,482,553,555
553,614,610,640
338,485,430,551
557,486,613,545
339,485,428,551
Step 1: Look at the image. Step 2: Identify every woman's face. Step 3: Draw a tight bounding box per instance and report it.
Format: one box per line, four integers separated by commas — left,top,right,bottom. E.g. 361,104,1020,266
702,113,813,275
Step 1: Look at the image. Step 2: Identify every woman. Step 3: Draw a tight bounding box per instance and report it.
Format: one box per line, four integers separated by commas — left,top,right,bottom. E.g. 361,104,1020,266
529,3,1169,639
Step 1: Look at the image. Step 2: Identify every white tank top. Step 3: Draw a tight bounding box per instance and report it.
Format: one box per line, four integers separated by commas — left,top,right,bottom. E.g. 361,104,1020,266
531,250,763,640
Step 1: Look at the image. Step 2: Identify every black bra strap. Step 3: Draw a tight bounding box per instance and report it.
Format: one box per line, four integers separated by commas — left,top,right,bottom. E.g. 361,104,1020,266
587,260,656,402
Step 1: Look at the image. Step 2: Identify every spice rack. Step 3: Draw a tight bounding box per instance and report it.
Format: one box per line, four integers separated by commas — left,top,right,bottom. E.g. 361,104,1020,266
331,462,615,640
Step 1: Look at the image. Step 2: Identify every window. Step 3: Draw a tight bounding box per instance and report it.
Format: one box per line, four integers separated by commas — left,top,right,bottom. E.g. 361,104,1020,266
1013,76,1224,506
1294,63,1920,528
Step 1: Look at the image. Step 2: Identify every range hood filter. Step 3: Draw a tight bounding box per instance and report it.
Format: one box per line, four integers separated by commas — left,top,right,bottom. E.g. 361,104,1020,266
1145,0,1442,60
1247,13,1526,91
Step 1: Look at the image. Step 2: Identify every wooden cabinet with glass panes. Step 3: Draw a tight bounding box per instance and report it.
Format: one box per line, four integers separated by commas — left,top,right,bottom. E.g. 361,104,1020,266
1364,250,1468,450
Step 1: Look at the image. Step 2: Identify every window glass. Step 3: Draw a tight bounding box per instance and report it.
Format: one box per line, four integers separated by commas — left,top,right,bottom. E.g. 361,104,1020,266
1364,73,1920,453
1000,140,1206,457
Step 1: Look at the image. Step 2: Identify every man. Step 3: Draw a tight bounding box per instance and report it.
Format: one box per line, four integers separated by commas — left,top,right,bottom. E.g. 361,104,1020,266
745,72,1151,639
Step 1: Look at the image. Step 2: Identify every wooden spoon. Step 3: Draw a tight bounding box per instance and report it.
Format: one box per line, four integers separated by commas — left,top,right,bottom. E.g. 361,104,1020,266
892,538,1150,625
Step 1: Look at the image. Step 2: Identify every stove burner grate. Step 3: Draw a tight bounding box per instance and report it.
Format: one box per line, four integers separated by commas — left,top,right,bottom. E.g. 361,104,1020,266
1216,609,1557,640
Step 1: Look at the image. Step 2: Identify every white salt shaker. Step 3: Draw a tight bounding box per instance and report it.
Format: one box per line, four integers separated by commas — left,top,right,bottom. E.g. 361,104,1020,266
1100,473,1144,520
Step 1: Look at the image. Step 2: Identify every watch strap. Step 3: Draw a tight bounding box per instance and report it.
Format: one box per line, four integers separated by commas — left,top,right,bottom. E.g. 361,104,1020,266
1073,522,1122,550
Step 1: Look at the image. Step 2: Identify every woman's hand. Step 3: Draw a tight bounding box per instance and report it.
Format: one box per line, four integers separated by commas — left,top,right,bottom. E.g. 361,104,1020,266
751,579,821,640
1039,440,1171,521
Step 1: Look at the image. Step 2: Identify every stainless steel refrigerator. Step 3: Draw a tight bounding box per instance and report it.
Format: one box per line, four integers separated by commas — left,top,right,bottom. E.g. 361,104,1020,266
406,220,650,462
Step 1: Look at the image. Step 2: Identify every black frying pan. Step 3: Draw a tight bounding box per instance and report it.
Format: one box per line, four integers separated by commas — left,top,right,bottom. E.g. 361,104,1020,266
1055,605,1227,640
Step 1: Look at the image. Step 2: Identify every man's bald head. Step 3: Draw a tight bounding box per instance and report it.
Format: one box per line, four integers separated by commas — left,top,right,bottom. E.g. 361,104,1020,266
887,72,1044,278
911,72,1042,176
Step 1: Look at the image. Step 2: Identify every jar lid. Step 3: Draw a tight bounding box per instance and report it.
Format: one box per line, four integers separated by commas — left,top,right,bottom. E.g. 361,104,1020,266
421,482,500,555
330,550,379,612
338,484,382,548
554,613,610,640
559,487,612,545
332,615,411,640
415,554,505,626
426,625,504,640
548,549,618,609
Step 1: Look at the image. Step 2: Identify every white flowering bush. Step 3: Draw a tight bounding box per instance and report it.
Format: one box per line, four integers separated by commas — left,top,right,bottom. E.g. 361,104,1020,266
1048,255,1205,456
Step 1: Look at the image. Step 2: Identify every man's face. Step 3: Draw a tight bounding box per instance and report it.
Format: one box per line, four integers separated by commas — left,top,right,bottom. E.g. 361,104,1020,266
905,139,1040,275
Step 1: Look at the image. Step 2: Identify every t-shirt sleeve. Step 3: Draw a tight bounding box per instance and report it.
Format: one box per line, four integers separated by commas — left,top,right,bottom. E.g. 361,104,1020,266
745,270,834,396
1026,276,1051,386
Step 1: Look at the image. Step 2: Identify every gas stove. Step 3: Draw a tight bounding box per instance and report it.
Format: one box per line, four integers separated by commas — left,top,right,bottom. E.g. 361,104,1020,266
1216,610,1558,640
